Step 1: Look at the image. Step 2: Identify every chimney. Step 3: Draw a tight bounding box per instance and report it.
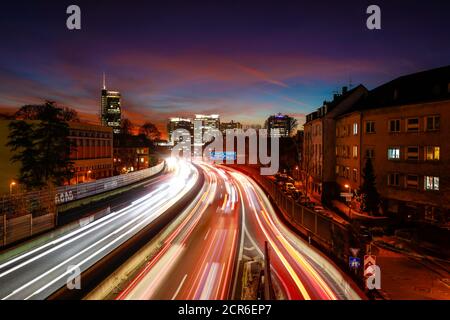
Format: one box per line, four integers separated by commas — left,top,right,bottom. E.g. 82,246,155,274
342,86,348,94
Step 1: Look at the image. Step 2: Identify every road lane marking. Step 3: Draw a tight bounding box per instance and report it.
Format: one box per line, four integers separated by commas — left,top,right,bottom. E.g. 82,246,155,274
171,274,188,300
204,228,211,241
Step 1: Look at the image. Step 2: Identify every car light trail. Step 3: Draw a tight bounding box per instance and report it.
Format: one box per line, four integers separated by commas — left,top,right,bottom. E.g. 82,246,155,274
0,159,199,300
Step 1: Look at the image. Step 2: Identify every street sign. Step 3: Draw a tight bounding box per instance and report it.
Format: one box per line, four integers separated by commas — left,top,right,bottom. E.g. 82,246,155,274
364,255,376,275
350,248,360,257
349,257,361,269
340,192,352,197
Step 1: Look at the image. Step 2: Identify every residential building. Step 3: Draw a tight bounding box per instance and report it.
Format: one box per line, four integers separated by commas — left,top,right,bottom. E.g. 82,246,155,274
352,65,450,222
303,85,368,203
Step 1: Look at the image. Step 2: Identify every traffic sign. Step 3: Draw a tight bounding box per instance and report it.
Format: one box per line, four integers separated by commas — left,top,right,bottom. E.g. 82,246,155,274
340,192,352,197
350,248,360,257
364,255,376,275
349,257,361,269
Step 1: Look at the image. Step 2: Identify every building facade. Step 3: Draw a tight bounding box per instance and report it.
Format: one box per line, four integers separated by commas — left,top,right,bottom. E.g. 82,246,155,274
332,65,450,223
265,113,292,137
303,85,368,203
167,117,193,144
220,120,242,133
68,122,114,183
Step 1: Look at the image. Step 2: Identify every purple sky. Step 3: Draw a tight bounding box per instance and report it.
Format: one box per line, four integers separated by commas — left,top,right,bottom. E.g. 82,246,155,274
1,0,449,136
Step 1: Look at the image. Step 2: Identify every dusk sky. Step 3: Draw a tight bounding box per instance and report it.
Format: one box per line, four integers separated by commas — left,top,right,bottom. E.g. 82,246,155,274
1,0,450,136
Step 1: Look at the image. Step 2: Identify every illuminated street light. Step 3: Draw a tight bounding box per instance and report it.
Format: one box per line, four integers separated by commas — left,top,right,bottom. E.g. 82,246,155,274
9,181,16,195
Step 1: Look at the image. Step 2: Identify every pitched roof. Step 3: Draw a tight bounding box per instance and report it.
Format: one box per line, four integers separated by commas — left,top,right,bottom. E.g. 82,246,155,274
355,65,450,111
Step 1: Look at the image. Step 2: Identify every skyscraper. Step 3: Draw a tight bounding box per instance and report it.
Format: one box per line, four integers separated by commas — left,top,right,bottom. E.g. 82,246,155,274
101,73,122,134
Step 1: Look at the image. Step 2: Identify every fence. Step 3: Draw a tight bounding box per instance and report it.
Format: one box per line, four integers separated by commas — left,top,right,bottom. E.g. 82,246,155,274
54,161,165,205
0,161,165,247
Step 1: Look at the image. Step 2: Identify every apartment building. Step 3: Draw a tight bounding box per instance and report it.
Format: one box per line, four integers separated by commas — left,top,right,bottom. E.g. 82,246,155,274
335,65,450,223
303,85,368,203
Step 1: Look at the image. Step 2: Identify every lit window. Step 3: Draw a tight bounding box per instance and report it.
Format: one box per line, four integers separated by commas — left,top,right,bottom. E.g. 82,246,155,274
389,119,400,132
353,123,358,135
406,146,419,160
424,176,439,191
353,169,358,182
353,146,358,158
388,147,400,160
425,146,440,161
426,115,440,131
406,118,419,132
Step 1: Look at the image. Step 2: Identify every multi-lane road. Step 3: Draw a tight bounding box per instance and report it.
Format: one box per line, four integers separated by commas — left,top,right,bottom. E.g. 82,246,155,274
0,159,198,300
0,159,364,300
117,163,363,300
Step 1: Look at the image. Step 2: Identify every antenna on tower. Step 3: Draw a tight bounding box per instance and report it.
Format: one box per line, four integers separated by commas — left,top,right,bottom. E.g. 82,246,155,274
102,72,106,90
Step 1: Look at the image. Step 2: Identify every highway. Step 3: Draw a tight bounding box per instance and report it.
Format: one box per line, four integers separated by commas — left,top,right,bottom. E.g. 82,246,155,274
117,163,363,300
0,159,199,300
224,167,363,300
117,163,240,300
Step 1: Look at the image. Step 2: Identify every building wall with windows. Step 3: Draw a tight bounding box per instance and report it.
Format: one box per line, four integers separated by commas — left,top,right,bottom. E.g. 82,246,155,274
68,122,114,184
361,100,449,221
335,112,362,193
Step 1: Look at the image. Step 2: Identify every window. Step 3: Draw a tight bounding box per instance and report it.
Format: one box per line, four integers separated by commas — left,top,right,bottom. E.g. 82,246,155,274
336,166,339,174
425,146,440,161
345,167,350,179
388,173,400,187
424,176,439,191
353,146,358,158
365,121,375,133
407,118,419,132
406,146,419,161
353,123,358,135
366,148,375,159
426,115,440,131
389,119,400,132
388,147,400,160
336,127,340,137
353,169,358,182
406,175,419,189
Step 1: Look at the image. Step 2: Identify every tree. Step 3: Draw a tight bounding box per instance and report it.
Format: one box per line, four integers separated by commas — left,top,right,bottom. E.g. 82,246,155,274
289,117,298,136
120,118,134,136
7,101,75,190
14,101,79,122
359,157,381,215
140,122,161,141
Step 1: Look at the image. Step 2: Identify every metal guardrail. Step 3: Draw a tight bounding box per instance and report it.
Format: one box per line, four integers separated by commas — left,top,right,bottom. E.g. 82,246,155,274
0,162,165,247
54,161,165,205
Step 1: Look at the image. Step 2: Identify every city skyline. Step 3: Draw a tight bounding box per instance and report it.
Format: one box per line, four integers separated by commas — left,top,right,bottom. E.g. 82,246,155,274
1,1,450,137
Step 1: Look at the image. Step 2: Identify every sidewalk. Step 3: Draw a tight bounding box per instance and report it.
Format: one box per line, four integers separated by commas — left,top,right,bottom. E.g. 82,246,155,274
331,200,389,222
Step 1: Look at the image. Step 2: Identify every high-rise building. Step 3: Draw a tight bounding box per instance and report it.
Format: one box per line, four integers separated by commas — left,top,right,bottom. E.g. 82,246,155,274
167,117,194,144
265,113,293,137
194,114,220,145
101,74,122,134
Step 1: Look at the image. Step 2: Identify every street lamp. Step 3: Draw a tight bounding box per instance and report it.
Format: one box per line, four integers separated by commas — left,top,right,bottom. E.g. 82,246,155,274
344,184,352,218
9,181,16,195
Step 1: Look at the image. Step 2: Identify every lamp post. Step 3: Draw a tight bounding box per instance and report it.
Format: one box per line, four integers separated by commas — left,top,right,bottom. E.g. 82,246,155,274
345,184,352,218
9,181,16,195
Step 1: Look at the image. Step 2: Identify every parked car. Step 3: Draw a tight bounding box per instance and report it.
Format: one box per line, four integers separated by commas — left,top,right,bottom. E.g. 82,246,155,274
285,182,296,192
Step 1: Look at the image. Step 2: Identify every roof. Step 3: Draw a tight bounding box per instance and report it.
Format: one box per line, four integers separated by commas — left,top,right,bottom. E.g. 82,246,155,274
355,65,450,111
